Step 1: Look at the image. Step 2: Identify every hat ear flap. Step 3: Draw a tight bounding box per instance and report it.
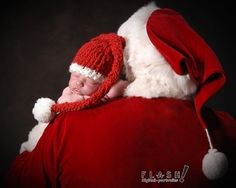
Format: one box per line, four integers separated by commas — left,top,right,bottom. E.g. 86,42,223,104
51,34,125,113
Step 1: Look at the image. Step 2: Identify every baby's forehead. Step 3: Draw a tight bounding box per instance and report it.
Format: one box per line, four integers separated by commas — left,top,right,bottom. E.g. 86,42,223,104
71,72,100,83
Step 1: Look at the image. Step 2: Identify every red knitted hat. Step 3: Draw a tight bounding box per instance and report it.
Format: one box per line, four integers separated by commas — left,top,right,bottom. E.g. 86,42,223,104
146,8,227,180
52,33,125,112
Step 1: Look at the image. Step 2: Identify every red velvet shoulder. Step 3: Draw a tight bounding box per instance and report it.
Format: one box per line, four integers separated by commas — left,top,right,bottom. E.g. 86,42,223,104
5,97,236,188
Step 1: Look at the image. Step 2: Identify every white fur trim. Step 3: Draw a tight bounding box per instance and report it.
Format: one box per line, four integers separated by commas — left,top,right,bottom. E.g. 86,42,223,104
20,122,48,153
69,63,105,82
117,2,197,99
32,98,56,123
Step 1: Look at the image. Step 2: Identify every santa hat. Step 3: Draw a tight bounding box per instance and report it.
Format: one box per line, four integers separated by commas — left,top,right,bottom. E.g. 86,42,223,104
33,33,125,122
118,3,228,180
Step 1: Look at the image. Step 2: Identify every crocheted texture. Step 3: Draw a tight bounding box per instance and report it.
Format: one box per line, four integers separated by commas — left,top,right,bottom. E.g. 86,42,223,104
51,33,125,113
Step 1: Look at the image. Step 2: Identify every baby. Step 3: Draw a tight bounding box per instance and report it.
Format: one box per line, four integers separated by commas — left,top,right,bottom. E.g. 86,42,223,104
57,72,128,104
33,32,128,120
55,32,128,108
20,33,128,153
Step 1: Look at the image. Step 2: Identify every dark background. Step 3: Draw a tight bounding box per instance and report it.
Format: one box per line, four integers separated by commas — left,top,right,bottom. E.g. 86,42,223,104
1,0,235,185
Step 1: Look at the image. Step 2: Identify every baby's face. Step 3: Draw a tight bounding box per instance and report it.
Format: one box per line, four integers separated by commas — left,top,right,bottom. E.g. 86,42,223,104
69,73,100,95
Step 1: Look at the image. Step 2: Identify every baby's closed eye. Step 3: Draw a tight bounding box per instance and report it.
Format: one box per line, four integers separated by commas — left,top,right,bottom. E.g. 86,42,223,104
85,79,100,86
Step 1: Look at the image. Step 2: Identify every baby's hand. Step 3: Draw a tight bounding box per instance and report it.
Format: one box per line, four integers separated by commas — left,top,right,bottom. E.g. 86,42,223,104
57,87,71,103
57,87,87,103
61,87,71,95
106,80,129,99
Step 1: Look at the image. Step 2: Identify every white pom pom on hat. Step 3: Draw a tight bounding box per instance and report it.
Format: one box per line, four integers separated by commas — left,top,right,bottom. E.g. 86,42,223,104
32,98,56,123
118,2,228,180
202,148,228,180
202,130,228,179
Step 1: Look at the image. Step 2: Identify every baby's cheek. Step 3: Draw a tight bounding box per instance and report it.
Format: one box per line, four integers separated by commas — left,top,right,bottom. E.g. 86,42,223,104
84,85,99,95
69,79,77,88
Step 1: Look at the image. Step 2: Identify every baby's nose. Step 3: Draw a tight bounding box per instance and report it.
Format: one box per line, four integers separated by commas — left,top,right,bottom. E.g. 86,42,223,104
77,79,85,87
78,82,84,87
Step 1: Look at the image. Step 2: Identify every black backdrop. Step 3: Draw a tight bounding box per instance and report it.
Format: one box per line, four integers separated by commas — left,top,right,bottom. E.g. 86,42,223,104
1,0,235,184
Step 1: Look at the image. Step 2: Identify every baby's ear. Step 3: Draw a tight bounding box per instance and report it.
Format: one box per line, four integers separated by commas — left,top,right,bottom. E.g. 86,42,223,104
120,71,126,80
119,64,126,80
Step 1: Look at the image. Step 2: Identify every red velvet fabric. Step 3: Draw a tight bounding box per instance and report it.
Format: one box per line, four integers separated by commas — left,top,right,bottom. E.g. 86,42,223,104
5,97,236,187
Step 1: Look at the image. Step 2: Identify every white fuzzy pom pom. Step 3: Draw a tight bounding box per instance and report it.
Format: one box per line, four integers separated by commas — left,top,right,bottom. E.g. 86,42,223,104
202,149,228,180
32,98,56,123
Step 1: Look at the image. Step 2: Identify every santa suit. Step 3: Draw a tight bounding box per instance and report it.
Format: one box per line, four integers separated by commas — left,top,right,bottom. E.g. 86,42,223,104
5,97,236,188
